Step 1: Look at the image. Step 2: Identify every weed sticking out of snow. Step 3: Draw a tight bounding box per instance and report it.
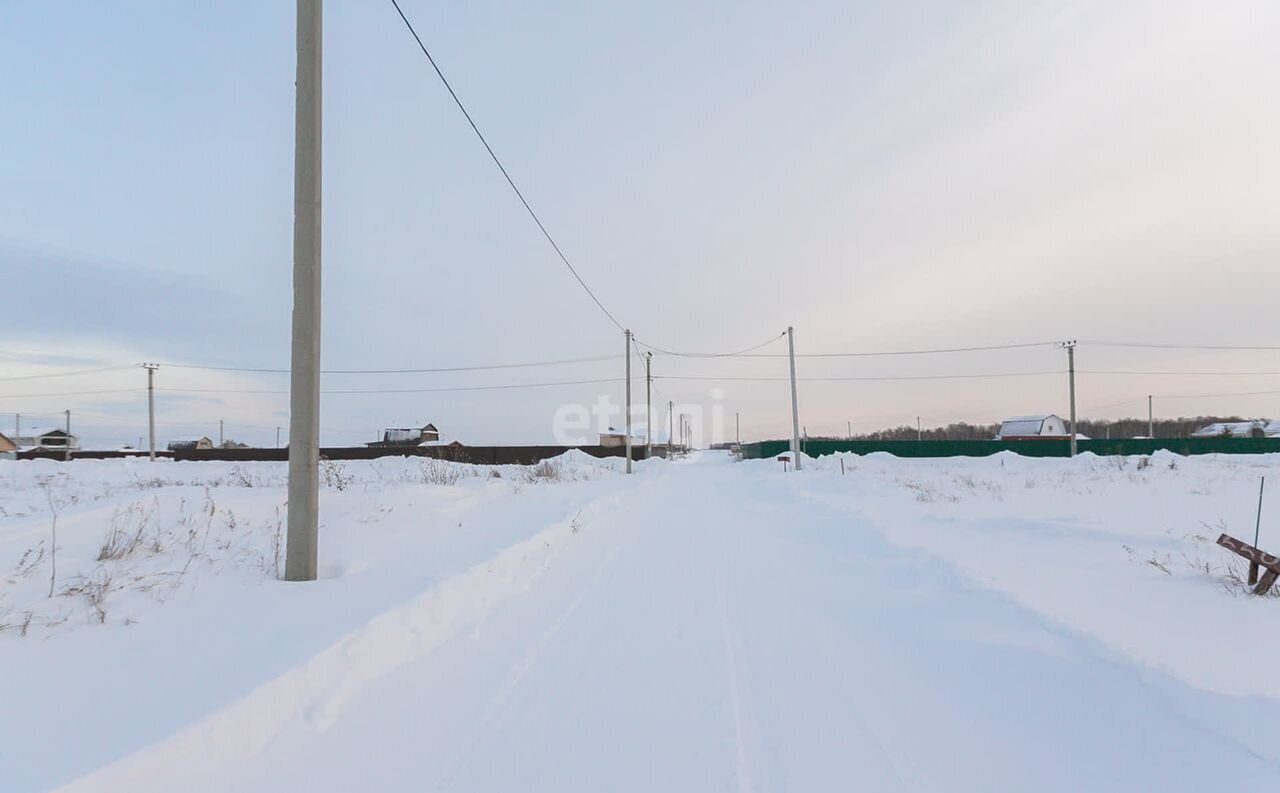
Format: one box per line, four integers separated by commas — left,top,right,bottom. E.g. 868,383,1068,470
319,459,356,491
0,454,620,638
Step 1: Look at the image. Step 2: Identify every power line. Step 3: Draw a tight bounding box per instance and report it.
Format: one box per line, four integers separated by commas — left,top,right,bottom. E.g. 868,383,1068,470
159,377,622,396
1081,369,1280,376
1079,395,1150,413
1083,386,1280,414
655,371,1064,383
0,388,143,399
157,354,620,375
1084,340,1280,352
632,332,786,358
1153,387,1280,400
387,0,624,332
723,341,1059,358
0,365,133,383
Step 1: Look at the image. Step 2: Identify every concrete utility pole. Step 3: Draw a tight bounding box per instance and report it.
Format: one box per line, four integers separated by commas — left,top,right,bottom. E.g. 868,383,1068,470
645,352,652,460
219,419,224,447
64,409,71,462
917,416,922,442
1148,395,1154,439
1059,340,1078,457
624,329,633,473
736,412,740,445
14,414,19,442
276,426,282,448
667,401,674,455
143,363,158,461
847,420,851,439
787,326,802,471
286,0,323,582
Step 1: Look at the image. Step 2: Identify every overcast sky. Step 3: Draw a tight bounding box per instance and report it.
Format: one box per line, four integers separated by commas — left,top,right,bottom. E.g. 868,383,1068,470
3,0,1278,447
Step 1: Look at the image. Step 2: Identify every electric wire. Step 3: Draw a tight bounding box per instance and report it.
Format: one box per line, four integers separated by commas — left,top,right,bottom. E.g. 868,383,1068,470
655,371,1065,383
1080,369,1280,376
0,365,133,383
1083,341,1280,352
1152,387,1280,400
158,377,622,396
387,0,624,331
155,354,620,375
0,388,144,399
632,332,787,358
723,341,1060,359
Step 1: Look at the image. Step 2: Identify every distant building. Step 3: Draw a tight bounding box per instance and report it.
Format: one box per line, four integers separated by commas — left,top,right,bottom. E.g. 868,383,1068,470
598,426,646,447
368,423,440,447
12,427,80,451
0,432,15,453
1191,420,1275,439
167,436,215,451
995,414,1070,440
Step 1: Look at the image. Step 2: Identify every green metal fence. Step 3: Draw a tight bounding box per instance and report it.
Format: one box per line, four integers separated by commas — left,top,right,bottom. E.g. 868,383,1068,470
740,437,1280,460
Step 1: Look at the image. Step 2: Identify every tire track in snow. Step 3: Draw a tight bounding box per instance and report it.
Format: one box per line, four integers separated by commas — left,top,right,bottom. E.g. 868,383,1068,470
53,492,628,793
717,565,755,793
734,475,937,791
438,527,632,791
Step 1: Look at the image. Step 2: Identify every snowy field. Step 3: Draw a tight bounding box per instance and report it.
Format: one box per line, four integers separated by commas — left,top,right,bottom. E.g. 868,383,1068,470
3,450,1279,791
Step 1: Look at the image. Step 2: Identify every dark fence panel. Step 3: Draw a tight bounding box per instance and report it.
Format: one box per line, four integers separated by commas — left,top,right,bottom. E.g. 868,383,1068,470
12,445,647,464
740,437,1280,460
166,445,646,464
16,449,173,461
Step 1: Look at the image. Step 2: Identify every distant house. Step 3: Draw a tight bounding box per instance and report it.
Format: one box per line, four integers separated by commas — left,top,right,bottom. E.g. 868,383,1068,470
995,414,1069,440
1191,420,1272,439
0,431,15,458
367,423,440,447
12,427,80,451
167,436,214,451
599,426,646,447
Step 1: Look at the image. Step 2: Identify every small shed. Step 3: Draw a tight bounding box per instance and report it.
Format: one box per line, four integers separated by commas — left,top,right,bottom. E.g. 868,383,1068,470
167,436,214,451
995,414,1069,440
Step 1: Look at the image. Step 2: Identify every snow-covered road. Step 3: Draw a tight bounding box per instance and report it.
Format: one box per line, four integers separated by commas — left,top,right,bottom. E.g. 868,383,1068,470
48,452,1278,792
